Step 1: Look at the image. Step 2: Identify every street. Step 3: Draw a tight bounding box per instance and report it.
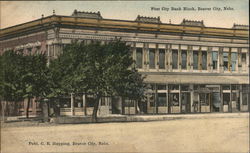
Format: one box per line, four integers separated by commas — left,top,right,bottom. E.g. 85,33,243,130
1,114,249,153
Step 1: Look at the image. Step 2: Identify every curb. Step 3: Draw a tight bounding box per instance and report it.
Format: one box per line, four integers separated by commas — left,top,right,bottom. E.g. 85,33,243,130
50,112,249,124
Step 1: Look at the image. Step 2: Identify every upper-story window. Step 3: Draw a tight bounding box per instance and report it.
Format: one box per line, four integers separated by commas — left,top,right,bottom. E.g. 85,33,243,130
212,51,218,70
172,50,178,69
223,52,229,71
231,52,237,71
181,50,187,69
202,51,207,70
242,53,246,71
159,49,165,69
193,51,199,70
149,49,156,69
136,48,143,68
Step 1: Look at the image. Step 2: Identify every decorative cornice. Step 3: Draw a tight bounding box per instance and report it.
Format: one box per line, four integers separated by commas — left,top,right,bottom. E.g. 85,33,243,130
135,15,161,24
0,12,249,40
232,24,249,30
181,19,205,27
71,9,102,19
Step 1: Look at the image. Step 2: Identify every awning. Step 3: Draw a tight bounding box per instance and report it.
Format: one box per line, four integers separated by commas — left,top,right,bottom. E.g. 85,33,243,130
144,74,249,84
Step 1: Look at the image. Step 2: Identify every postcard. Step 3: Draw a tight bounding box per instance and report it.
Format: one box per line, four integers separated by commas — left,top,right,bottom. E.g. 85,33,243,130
0,1,249,153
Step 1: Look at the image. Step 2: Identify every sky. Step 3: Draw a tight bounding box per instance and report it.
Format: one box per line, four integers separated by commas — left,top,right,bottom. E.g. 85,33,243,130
0,0,249,29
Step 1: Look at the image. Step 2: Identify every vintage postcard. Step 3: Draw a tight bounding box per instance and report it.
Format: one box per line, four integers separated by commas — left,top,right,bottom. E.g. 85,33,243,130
0,0,249,153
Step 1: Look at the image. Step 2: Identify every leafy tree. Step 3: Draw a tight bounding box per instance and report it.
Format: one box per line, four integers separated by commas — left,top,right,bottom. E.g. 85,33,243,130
0,50,49,118
50,40,146,122
20,52,49,118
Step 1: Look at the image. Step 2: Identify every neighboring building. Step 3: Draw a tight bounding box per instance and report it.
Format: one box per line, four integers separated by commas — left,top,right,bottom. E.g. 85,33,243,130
0,10,249,116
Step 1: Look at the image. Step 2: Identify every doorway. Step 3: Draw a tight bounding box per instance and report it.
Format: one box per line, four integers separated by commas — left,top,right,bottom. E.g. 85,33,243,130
211,92,221,112
181,93,191,113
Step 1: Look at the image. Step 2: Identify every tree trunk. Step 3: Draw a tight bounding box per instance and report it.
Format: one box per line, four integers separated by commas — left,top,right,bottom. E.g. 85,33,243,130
1,101,6,122
92,96,100,123
26,98,31,118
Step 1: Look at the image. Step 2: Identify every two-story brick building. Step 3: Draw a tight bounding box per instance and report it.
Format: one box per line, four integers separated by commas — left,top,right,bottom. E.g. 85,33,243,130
0,10,249,116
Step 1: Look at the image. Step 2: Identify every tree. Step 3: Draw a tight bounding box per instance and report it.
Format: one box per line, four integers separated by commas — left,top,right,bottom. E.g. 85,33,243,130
20,52,49,118
0,50,49,118
50,40,146,122
0,51,24,120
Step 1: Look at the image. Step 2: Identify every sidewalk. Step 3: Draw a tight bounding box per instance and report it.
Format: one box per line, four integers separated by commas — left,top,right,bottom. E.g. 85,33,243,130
50,112,249,124
1,112,248,126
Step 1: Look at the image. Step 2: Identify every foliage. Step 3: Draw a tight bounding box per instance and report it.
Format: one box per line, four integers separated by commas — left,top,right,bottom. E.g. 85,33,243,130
0,50,49,118
49,40,146,121
1,41,146,121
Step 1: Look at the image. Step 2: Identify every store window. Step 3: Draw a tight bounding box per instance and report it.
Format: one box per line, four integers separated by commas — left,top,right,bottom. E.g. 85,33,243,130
149,49,156,69
212,51,218,70
200,93,209,106
74,97,83,107
170,93,179,106
60,98,71,108
193,51,198,70
124,99,135,107
181,50,187,69
223,52,229,71
242,84,249,106
149,93,156,107
231,52,237,71
242,93,248,105
231,93,237,101
136,48,143,68
157,93,167,106
172,50,178,69
159,49,165,69
202,51,207,70
86,96,95,107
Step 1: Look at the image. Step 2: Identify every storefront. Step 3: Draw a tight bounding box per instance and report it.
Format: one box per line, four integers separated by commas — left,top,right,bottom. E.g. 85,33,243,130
143,84,248,115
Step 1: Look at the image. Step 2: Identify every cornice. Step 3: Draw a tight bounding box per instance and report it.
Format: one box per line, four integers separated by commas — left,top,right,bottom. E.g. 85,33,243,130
0,15,249,40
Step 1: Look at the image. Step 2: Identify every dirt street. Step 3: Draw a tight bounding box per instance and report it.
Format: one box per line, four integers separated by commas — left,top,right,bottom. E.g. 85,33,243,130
1,114,249,153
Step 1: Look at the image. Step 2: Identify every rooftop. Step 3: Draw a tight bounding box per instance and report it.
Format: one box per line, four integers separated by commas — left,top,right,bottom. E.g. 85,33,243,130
0,10,249,39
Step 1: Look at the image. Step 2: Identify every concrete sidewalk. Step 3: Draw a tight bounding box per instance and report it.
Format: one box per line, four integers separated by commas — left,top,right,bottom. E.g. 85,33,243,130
50,112,249,124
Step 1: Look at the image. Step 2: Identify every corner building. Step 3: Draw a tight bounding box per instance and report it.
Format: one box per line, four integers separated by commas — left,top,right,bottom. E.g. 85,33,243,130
0,10,249,116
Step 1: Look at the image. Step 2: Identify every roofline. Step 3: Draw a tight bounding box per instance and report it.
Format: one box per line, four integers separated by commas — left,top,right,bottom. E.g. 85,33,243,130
0,14,249,38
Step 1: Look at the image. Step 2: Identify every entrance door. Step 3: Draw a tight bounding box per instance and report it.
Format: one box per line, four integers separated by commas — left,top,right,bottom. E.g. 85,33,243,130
211,92,221,112
181,93,191,113
223,93,230,112
231,92,240,112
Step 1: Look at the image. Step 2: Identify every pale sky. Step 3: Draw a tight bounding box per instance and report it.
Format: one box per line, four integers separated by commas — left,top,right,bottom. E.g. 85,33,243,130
0,0,249,29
